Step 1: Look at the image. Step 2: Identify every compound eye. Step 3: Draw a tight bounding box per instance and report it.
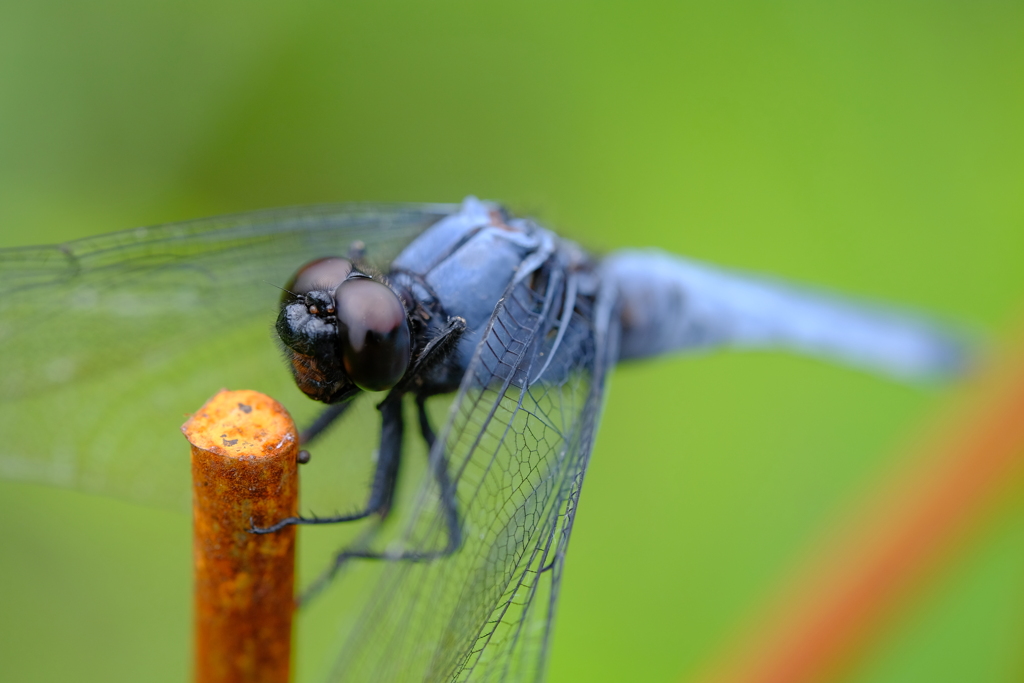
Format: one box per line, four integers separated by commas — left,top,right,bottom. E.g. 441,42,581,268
283,257,353,302
334,279,411,392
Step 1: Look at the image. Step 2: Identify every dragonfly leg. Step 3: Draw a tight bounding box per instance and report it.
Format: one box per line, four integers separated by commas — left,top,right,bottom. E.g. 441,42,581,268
415,394,462,557
390,315,467,395
297,396,464,605
299,399,356,446
250,397,404,534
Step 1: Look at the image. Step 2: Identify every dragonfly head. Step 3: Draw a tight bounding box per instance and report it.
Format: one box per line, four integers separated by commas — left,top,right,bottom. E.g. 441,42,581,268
277,257,412,401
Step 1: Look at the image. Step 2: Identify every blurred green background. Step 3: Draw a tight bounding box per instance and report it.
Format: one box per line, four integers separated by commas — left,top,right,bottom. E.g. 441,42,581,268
1,2,1023,682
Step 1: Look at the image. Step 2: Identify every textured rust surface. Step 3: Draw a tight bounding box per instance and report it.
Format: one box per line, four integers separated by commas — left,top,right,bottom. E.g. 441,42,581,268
183,389,298,683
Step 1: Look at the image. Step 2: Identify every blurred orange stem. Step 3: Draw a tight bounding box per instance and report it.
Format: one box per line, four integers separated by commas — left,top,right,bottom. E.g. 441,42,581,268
694,344,1024,683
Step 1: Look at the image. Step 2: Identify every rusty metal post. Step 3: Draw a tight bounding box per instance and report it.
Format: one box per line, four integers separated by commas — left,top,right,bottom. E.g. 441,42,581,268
183,389,299,683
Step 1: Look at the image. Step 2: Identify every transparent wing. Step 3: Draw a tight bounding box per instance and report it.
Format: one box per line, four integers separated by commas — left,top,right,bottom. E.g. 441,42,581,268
330,260,617,683
0,204,457,509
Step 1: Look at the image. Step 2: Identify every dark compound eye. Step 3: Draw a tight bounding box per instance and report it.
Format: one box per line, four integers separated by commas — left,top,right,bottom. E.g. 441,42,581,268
333,279,411,392
283,257,353,302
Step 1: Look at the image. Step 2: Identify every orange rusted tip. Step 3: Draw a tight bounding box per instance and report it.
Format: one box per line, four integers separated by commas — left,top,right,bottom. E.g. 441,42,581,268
183,389,299,683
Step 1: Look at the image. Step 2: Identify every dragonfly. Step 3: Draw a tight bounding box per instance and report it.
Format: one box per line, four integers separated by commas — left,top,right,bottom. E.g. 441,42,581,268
0,197,968,682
